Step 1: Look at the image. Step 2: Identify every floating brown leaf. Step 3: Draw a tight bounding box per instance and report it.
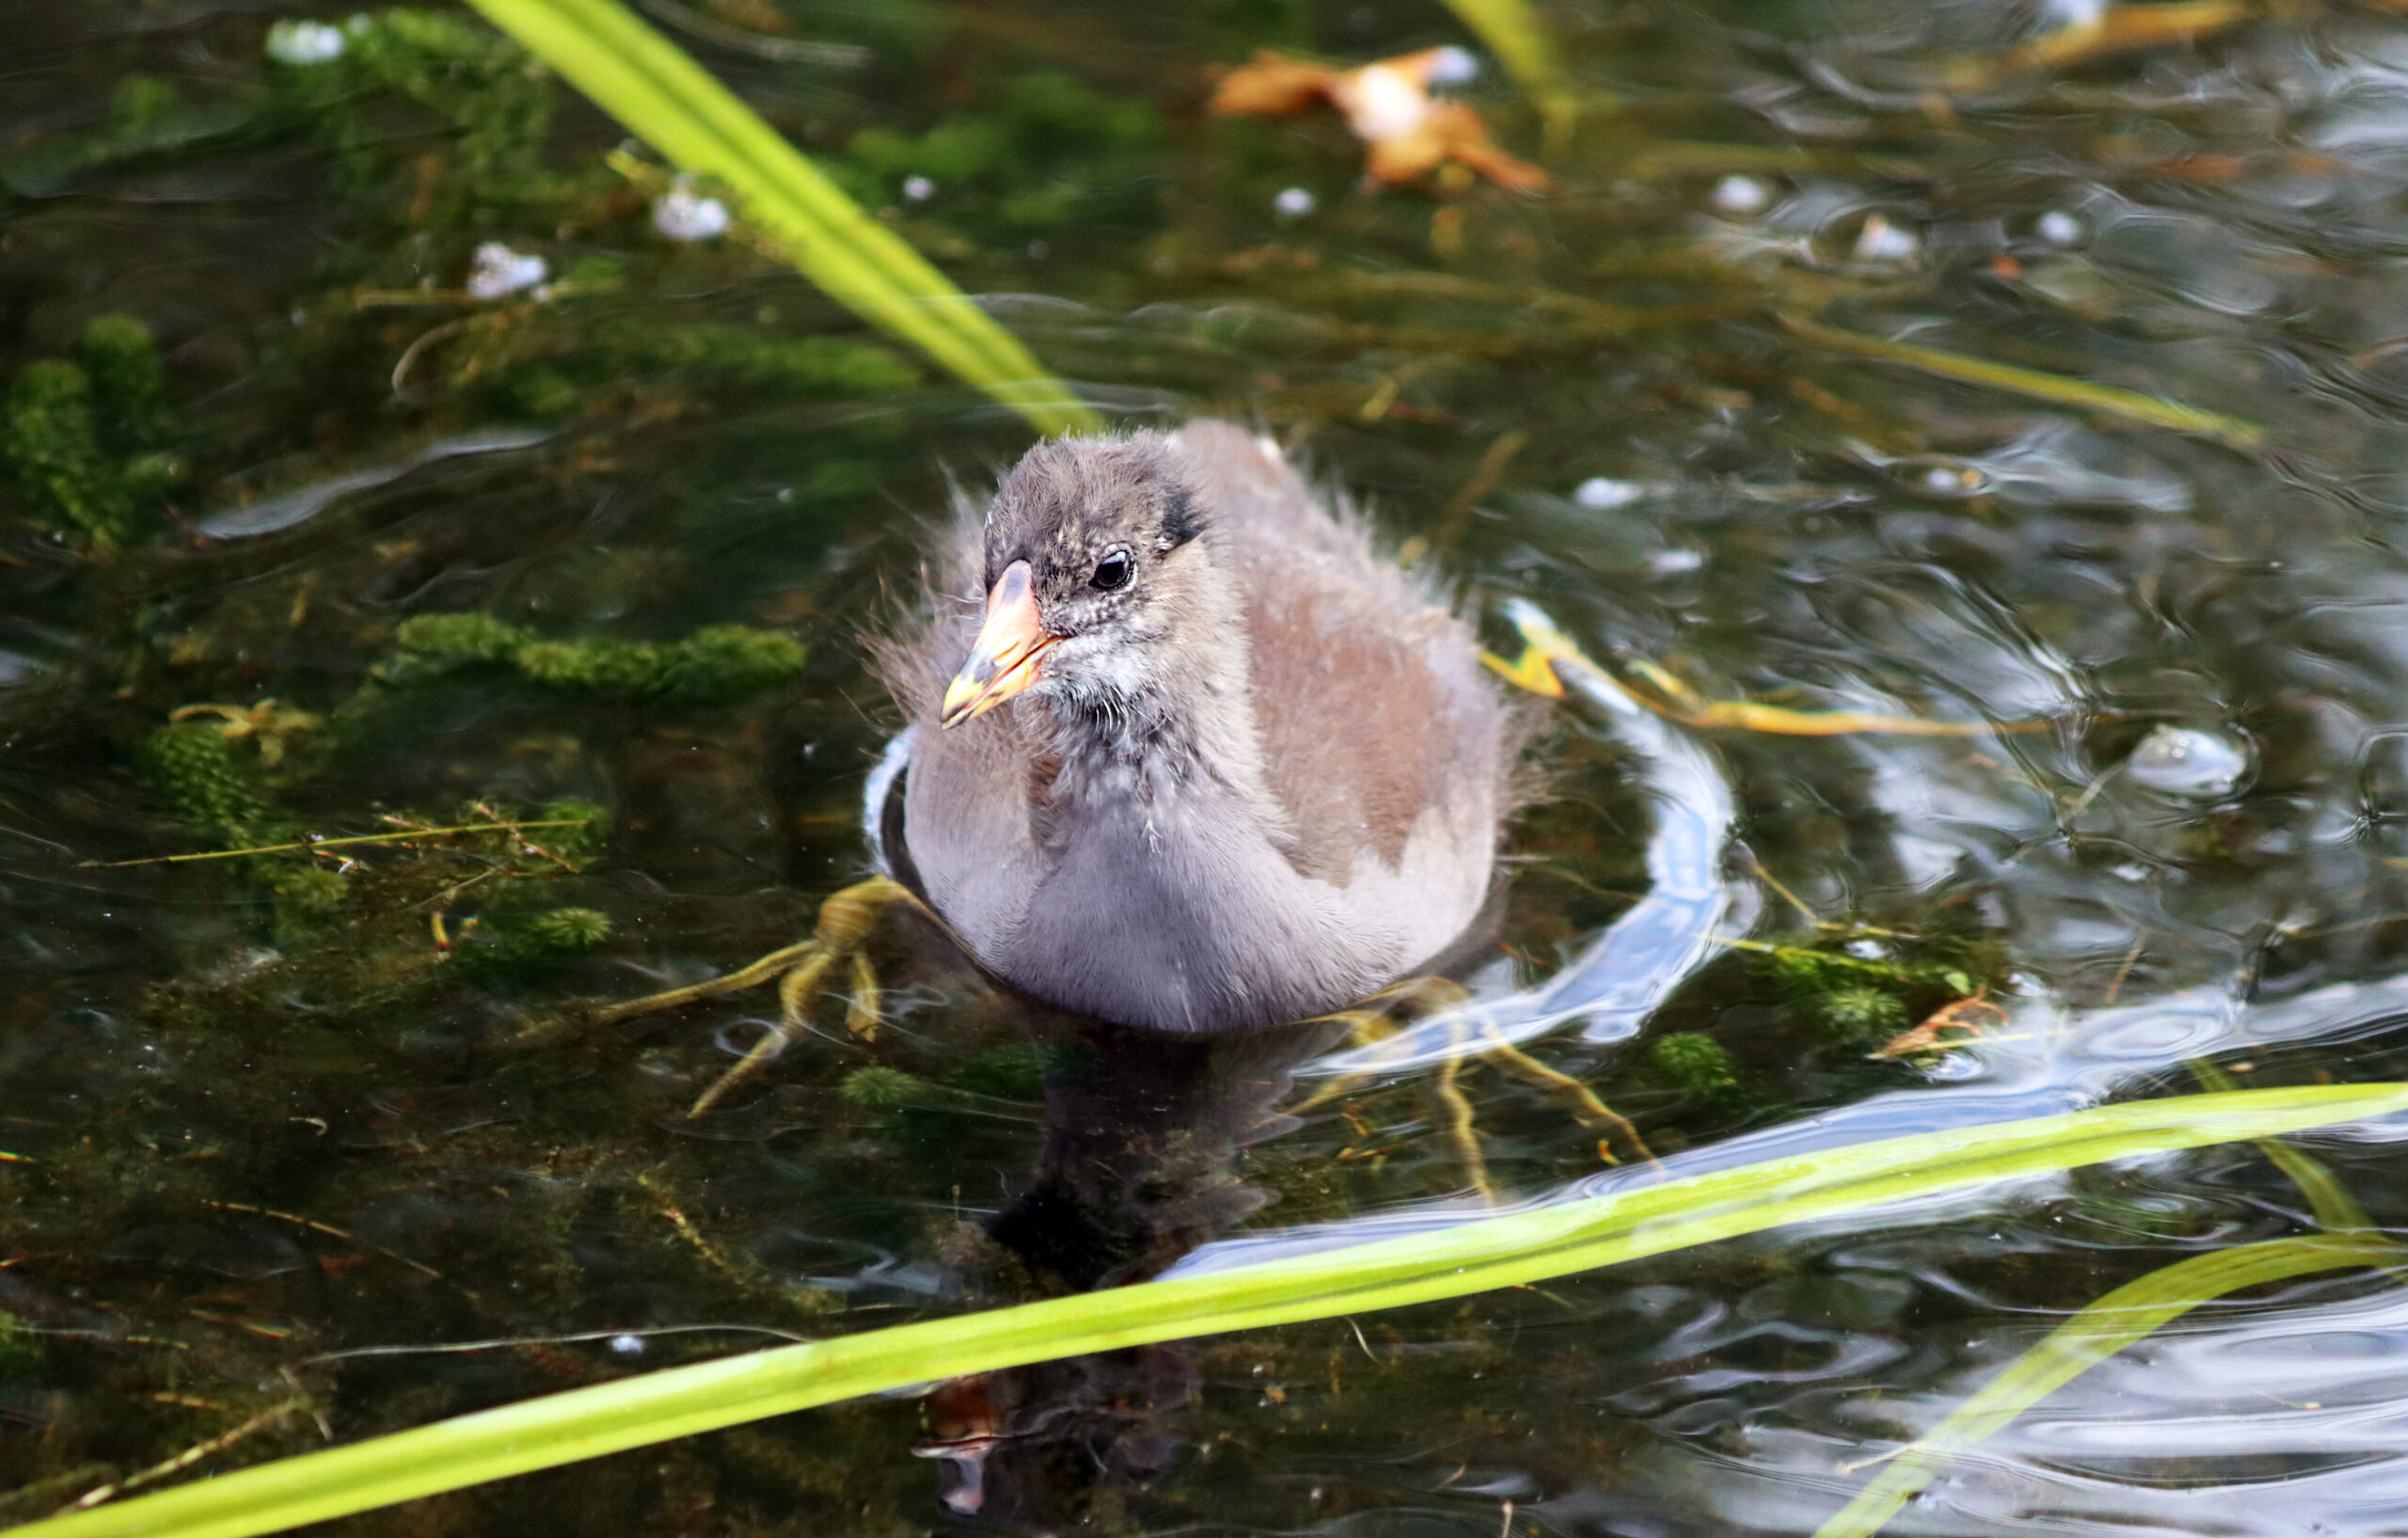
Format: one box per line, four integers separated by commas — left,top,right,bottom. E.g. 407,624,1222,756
1209,48,1548,191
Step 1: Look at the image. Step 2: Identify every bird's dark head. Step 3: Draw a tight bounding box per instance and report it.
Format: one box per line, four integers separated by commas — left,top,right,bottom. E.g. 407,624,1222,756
943,434,1214,728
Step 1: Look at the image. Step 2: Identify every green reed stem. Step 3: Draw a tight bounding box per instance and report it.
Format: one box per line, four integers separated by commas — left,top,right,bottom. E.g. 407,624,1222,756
465,0,1099,437
13,1085,2406,1538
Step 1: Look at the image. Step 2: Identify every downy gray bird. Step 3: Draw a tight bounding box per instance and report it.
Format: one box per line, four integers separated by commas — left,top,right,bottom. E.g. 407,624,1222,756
881,420,1522,1034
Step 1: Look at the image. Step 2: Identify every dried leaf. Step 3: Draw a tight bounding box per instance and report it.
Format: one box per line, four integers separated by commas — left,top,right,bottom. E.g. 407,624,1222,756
1210,48,1548,191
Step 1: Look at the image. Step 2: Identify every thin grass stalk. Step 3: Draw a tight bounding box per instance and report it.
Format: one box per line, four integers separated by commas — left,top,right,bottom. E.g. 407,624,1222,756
12,1085,2406,1538
1436,0,1584,137
465,0,1099,436
1778,313,2264,449
2191,1057,2379,1232
1814,1232,2406,1538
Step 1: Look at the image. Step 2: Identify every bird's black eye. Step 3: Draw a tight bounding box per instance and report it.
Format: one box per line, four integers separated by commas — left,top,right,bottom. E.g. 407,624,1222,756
1090,551,1133,591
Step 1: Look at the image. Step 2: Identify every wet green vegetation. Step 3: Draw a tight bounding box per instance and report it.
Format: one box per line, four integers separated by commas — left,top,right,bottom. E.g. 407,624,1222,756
10,0,2408,1534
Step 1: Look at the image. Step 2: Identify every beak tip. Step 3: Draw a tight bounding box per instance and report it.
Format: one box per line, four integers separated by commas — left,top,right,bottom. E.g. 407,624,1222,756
938,677,989,728
942,560,1051,728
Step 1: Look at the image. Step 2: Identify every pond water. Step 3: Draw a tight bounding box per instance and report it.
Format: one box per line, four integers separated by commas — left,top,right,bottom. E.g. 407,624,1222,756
10,1,2408,1534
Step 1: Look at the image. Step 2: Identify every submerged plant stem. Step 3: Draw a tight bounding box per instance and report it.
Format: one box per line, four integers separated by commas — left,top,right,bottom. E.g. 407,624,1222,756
1780,313,2264,449
81,819,598,868
1814,1232,2406,1538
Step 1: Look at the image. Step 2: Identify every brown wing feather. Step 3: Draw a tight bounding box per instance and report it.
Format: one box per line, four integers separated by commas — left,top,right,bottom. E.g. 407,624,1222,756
1171,423,1513,889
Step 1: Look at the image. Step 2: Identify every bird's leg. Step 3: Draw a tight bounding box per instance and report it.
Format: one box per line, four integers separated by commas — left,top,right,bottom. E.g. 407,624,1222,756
1286,978,1499,1202
683,876,923,1117
586,938,821,1028
1432,1016,1495,1205
550,876,920,1111
1290,975,1656,1198
1474,1023,1658,1169
1287,975,1476,1114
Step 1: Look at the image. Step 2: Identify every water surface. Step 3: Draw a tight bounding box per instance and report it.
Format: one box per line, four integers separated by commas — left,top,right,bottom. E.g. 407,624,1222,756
8,2,2408,1534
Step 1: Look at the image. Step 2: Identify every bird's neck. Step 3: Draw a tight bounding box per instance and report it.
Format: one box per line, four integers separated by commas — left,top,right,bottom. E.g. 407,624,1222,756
1038,565,1284,827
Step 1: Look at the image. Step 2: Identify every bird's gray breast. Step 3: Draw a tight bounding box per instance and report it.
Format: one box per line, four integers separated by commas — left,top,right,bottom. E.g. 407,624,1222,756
899,741,1395,1033
990,794,1396,1033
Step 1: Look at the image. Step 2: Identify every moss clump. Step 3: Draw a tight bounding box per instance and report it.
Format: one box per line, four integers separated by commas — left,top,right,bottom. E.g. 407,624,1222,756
450,902,614,983
839,1066,931,1110
111,73,182,131
7,361,132,548
1760,944,1884,998
534,797,610,869
272,863,351,911
843,72,1168,241
277,8,564,225
1809,985,1911,1042
77,313,170,452
5,317,181,551
0,76,257,198
467,311,918,421
135,723,269,842
394,612,534,665
387,614,804,703
1754,933,1989,1048
578,321,916,400
657,626,813,704
943,1040,1048,1102
512,639,666,694
524,906,612,952
1646,1033,1740,1097
270,864,352,935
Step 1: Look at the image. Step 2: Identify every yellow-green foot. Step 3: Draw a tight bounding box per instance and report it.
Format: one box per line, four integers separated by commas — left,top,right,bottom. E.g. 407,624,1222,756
586,876,926,1117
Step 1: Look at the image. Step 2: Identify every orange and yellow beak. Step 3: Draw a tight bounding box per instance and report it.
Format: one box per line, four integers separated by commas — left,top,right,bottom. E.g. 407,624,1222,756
941,560,1054,727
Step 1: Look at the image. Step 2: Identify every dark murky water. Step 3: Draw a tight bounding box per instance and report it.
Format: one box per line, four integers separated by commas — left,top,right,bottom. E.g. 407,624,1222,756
11,1,2408,1533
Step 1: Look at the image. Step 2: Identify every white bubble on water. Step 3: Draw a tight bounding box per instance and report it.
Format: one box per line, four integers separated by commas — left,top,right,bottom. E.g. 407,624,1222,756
652,180,730,242
2125,723,2251,801
1274,186,1317,216
466,243,547,300
1852,213,1920,262
1426,46,1480,86
266,20,347,64
1575,477,1643,510
1711,175,1769,215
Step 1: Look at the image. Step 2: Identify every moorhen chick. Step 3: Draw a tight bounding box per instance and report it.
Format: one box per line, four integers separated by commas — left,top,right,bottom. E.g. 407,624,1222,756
884,420,1520,1035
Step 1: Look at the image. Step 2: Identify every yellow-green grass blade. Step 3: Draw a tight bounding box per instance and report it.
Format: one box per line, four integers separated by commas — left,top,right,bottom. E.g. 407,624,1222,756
2193,1057,2378,1232
1815,1231,2407,1538
15,1084,2406,1538
1437,0,1585,136
1779,313,2264,450
464,0,1100,437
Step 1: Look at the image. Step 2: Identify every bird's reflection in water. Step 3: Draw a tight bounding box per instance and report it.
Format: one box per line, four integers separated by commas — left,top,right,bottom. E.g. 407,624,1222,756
914,1012,1342,1529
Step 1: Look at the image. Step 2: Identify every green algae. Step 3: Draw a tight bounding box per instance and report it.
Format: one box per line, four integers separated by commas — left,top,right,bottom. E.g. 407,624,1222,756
2,317,183,552
842,71,1169,244
276,8,571,226
1803,982,1913,1042
135,723,276,845
1645,1031,1742,1097
839,1064,934,1109
385,613,804,702
6,361,136,550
